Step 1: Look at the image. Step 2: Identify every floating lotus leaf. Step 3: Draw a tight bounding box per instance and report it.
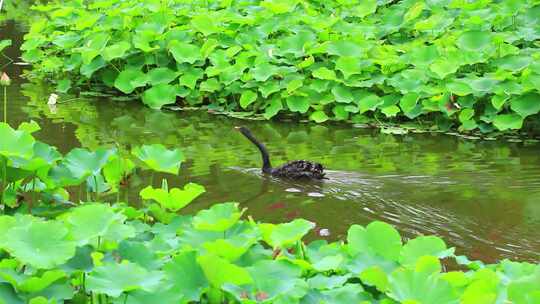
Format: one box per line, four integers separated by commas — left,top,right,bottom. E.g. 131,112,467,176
86,262,163,297
131,144,184,174
2,219,76,269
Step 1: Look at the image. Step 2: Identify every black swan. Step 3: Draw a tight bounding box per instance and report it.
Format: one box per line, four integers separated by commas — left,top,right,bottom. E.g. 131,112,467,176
235,126,325,180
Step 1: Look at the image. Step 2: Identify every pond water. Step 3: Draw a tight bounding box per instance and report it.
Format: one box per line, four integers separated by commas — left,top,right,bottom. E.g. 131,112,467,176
2,22,539,263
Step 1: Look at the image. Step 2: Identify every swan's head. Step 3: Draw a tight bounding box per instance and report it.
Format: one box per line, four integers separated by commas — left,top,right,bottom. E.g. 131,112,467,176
234,126,250,135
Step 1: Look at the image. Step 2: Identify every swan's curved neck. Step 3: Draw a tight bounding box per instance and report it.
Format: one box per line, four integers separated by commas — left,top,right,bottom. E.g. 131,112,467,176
240,129,272,173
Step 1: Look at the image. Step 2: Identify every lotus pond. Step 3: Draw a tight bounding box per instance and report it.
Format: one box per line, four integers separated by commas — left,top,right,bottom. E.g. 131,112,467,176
1,21,540,265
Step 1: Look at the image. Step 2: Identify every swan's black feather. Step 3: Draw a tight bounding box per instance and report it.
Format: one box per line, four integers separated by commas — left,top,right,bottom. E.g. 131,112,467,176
236,126,326,180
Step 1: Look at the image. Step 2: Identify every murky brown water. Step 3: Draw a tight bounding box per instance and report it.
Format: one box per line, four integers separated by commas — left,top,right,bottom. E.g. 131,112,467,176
2,21,539,263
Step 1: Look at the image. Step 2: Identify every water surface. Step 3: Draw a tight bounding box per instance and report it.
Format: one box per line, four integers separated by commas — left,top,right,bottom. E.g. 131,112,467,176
2,21,539,263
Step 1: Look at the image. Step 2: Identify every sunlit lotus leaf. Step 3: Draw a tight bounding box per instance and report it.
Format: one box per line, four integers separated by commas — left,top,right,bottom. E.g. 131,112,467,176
307,274,350,290
494,55,532,72
460,268,499,304
400,236,452,267
61,148,114,180
191,14,219,36
261,0,300,14
335,57,367,79
140,183,205,212
469,77,498,93
202,225,260,261
102,41,131,61
310,110,329,123
132,144,184,174
0,123,35,159
86,262,163,297
80,56,106,78
381,105,401,117
147,67,179,85
259,80,281,98
114,68,148,94
103,155,135,191
3,220,76,269
12,141,61,172
264,98,283,119
78,32,110,64
312,67,337,80
493,114,524,130
359,94,383,113
347,221,402,261
400,92,420,114
510,93,540,118
240,90,258,109
224,260,303,302
163,251,209,301
169,41,202,64
17,121,40,134
508,270,540,304
199,78,222,92
278,30,315,57
179,67,204,89
360,266,389,292
318,284,370,303
287,96,310,113
331,84,354,103
354,0,377,17
197,254,253,287
327,40,363,57
251,62,279,82
260,218,314,248
430,59,459,79
388,268,457,304
457,31,493,51
133,30,159,52
446,80,473,96
142,83,177,109
192,202,243,231
61,203,119,245
17,270,66,293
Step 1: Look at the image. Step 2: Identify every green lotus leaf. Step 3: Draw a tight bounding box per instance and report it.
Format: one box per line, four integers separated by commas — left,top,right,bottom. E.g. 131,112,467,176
179,67,204,89
260,218,315,248
381,105,401,117
18,270,66,293
78,32,110,64
359,94,383,113
86,262,164,297
259,80,281,98
192,202,243,232
0,283,22,304
197,254,253,287
459,109,475,123
114,68,148,94
388,268,458,304
308,274,351,290
169,41,202,64
240,90,258,109
446,80,473,96
102,41,131,61
360,266,389,292
163,251,209,301
142,83,177,109
332,85,354,103
335,57,367,79
0,123,35,159
202,225,260,261
140,183,205,212
312,67,337,80
457,31,493,52
147,67,179,85
133,30,159,52
327,40,363,57
199,78,222,92
430,59,459,79
3,219,76,269
131,144,184,174
80,56,106,78
469,77,498,93
251,62,279,82
264,98,283,119
318,284,369,303
287,96,310,113
224,260,303,302
494,55,532,72
493,114,524,131
310,110,329,123
510,93,540,118
347,221,402,261
60,148,114,180
103,155,135,191
12,141,61,173
491,94,509,110
261,0,300,14
191,14,219,36
354,0,377,18
278,30,316,57
400,236,452,267
507,270,540,304
61,203,119,245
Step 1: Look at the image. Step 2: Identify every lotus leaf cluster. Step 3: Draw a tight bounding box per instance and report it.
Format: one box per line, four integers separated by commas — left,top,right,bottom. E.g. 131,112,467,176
21,0,540,132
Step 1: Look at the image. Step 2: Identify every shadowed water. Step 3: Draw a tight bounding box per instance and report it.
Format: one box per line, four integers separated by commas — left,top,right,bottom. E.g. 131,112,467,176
2,21,539,263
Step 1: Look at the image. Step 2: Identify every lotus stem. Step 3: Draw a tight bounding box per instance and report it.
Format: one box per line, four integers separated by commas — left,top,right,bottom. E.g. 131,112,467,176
94,175,99,200
3,86,6,123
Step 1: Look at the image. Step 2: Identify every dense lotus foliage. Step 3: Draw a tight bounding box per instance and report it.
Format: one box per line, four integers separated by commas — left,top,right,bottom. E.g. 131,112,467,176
0,121,539,303
20,0,540,133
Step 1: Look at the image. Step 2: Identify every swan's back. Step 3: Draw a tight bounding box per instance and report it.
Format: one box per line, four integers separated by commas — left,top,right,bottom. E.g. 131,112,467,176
271,160,325,179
